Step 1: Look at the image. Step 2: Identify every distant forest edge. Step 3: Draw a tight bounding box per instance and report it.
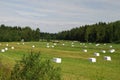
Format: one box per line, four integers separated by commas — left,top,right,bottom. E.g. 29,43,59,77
57,20,120,43
0,25,40,42
0,20,120,43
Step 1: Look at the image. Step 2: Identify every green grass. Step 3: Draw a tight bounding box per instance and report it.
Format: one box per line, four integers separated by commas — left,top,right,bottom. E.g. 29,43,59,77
0,41,120,80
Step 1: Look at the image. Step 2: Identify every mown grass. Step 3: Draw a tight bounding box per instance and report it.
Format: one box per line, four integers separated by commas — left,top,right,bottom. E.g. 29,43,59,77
0,41,120,80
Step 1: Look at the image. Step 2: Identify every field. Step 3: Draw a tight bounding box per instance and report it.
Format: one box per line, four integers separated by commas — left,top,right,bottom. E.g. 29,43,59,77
0,41,120,80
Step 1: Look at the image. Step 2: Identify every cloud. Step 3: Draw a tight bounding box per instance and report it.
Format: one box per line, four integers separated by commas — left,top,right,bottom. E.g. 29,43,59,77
16,10,47,18
0,0,120,33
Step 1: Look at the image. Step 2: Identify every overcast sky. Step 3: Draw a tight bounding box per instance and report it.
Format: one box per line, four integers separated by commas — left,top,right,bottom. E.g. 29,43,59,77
0,0,120,33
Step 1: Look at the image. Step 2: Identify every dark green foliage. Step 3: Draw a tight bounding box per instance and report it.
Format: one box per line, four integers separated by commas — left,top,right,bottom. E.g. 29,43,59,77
0,25,40,42
40,32,57,41
114,40,120,44
56,20,120,43
10,52,61,80
1,20,120,43
34,28,40,41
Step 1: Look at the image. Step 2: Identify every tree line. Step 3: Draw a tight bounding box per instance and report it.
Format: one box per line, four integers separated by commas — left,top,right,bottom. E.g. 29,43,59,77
0,24,40,42
0,20,120,43
56,20,120,43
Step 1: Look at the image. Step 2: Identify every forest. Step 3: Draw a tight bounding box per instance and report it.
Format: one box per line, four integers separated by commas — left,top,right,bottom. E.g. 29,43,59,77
0,20,120,43
0,24,40,42
57,20,120,43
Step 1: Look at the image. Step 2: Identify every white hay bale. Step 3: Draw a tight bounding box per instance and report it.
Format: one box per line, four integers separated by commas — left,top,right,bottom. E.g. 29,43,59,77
11,47,15,49
83,49,87,52
1,49,5,52
89,58,96,62
83,43,85,45
53,58,61,63
94,52,100,56
46,45,50,48
109,45,112,48
96,44,100,46
71,45,74,47
54,43,57,46
22,43,24,45
6,44,9,46
71,42,74,44
104,56,111,61
84,46,87,48
32,45,35,48
80,43,82,45
62,44,65,46
5,48,8,51
104,44,106,45
17,43,20,45
21,39,24,42
109,49,115,53
89,43,92,44
51,45,54,48
101,50,106,53
73,41,78,42
47,43,49,45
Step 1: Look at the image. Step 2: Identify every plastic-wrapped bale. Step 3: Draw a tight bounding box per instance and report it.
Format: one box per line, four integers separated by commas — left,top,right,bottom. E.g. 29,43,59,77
109,49,115,53
94,52,100,56
47,43,49,45
71,42,74,44
51,45,54,48
83,43,85,45
104,56,111,61
11,47,15,49
84,46,87,48
109,45,112,48
89,58,96,62
46,45,50,48
53,58,61,63
101,50,106,53
17,43,20,45
6,44,9,46
96,44,100,46
62,44,65,46
71,45,74,47
54,43,57,46
83,49,87,52
5,48,8,51
32,45,35,48
21,39,24,42
89,43,92,45
1,49,5,52
104,44,106,45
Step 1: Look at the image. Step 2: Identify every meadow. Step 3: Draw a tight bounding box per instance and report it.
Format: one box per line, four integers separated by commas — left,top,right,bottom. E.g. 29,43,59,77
0,41,120,80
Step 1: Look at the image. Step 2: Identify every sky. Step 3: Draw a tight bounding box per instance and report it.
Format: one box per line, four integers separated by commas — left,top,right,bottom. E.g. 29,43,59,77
0,0,120,33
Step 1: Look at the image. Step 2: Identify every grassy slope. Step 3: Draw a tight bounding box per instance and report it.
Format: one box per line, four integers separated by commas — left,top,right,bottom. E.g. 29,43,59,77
0,41,120,80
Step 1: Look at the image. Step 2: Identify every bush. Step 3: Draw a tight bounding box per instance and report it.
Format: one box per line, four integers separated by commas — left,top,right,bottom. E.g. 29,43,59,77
10,52,61,80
